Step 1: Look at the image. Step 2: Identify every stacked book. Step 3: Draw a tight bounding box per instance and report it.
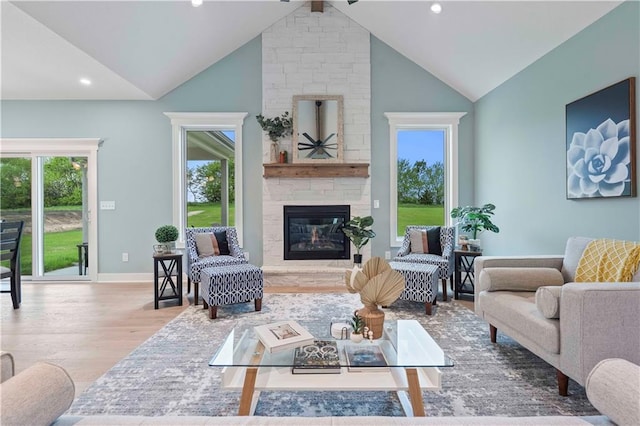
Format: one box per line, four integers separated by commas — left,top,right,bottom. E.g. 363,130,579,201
344,344,389,372
292,340,341,374
254,320,315,354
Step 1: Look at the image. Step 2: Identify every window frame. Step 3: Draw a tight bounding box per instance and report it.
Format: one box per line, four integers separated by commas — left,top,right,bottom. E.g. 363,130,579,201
164,112,248,247
385,112,466,247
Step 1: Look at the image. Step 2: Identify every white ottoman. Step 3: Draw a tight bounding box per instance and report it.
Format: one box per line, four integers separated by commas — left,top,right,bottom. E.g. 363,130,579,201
200,264,263,319
389,261,439,315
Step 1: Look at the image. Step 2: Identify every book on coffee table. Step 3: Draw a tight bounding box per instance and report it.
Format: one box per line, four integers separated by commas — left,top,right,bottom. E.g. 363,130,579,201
254,320,315,354
292,340,342,374
344,344,389,372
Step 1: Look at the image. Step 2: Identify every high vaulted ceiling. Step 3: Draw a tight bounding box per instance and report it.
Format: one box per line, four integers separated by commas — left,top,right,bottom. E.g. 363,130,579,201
1,1,622,102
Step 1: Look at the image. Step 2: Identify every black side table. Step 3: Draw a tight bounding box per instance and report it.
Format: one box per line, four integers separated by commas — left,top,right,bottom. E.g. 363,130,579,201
454,249,482,299
153,252,183,309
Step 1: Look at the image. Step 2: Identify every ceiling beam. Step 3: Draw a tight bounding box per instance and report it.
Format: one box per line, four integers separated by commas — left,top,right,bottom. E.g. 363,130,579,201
311,1,323,13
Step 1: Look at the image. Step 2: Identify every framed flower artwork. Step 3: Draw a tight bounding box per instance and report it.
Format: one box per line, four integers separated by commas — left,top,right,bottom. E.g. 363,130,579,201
566,77,636,199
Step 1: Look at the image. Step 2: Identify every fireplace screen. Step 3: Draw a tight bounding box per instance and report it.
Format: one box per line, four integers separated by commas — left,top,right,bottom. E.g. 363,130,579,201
284,205,350,260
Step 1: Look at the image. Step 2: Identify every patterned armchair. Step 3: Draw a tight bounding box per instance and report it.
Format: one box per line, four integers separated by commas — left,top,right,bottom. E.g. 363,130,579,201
393,225,456,301
185,226,247,305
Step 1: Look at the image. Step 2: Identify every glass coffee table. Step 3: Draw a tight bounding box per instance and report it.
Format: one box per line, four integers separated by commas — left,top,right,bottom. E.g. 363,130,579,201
209,319,453,417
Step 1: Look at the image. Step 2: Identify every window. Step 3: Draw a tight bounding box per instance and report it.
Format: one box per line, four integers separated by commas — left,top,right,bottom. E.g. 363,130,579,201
186,130,236,228
165,113,248,246
385,112,466,246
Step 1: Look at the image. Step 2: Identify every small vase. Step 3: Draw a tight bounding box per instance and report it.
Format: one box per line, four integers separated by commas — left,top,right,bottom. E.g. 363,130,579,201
167,241,176,253
358,305,385,339
469,239,481,251
350,332,363,343
270,142,279,163
353,254,363,265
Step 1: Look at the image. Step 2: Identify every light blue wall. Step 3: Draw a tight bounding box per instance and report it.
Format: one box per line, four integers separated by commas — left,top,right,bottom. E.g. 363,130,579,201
474,1,640,255
370,36,474,257
0,31,476,275
0,36,264,273
5,3,635,275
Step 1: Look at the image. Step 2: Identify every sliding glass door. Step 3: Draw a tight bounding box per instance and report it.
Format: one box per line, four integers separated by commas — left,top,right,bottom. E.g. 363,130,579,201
41,156,88,277
0,139,100,281
0,157,33,276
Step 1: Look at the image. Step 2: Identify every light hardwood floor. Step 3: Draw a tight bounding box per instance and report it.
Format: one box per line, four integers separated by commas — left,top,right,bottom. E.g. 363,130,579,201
1,281,472,397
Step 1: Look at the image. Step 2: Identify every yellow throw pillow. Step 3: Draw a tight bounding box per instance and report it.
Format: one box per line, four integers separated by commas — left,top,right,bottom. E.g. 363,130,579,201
575,239,640,282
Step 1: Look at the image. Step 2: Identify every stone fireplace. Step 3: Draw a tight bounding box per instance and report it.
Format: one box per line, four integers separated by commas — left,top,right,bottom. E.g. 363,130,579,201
283,205,350,261
261,3,371,273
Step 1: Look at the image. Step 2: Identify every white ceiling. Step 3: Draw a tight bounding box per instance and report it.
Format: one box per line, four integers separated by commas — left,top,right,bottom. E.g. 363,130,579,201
1,0,622,102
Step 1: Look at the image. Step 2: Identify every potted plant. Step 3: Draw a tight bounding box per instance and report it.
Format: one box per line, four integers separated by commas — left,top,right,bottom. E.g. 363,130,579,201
349,311,365,343
345,257,405,339
341,215,376,265
256,111,293,163
155,225,179,254
450,203,499,249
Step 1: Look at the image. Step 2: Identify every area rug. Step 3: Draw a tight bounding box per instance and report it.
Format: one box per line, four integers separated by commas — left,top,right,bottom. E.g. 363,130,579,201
67,293,598,418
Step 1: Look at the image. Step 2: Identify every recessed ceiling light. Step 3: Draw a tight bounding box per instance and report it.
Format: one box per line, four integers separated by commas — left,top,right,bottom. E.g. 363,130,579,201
192,0,203,7
430,2,442,14
79,78,92,86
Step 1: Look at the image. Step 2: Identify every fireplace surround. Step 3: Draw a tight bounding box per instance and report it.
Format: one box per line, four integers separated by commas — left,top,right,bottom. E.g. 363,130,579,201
283,205,350,260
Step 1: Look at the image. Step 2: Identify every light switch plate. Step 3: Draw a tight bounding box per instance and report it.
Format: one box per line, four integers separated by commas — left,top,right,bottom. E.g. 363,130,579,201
100,201,116,210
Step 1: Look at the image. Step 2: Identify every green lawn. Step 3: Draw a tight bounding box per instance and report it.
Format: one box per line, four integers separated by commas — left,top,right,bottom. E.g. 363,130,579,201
44,230,83,272
397,204,444,235
1,207,84,275
187,203,235,227
15,230,83,275
187,202,442,236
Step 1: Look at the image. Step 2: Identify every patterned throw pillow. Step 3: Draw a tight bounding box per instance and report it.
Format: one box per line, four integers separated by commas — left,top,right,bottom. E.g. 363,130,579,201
194,233,220,258
409,227,442,256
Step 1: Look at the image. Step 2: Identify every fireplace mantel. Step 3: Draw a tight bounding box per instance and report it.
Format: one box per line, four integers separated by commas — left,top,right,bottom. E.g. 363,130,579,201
263,163,369,178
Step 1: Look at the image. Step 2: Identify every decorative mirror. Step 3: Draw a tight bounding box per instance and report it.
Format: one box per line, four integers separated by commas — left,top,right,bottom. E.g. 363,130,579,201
292,95,344,163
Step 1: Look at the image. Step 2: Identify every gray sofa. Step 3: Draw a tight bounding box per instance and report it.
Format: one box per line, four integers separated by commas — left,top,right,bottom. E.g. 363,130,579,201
475,236,640,396
2,351,640,425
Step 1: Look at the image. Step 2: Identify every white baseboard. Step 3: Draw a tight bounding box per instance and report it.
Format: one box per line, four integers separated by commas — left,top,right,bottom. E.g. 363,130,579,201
97,273,187,283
